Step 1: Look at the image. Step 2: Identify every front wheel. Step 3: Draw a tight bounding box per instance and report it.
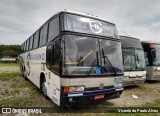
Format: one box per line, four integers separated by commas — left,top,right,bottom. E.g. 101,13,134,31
41,80,49,100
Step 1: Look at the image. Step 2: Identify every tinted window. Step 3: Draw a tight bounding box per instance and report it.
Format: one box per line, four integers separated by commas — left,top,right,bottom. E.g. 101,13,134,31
29,36,34,50
33,31,40,49
46,38,60,74
26,39,30,51
52,39,60,71
39,28,44,46
40,23,48,46
120,36,143,49
46,45,52,69
48,17,59,42
23,42,26,52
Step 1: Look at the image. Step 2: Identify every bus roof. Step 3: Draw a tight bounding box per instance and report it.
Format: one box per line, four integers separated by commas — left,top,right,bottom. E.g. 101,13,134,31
119,35,140,40
54,10,115,25
141,41,160,45
119,35,143,49
22,10,116,45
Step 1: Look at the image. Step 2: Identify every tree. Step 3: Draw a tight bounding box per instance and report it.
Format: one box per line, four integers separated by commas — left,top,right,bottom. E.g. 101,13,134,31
0,45,21,58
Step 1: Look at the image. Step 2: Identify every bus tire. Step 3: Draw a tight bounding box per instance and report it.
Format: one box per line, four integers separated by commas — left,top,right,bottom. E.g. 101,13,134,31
23,66,28,80
20,66,24,77
41,76,49,100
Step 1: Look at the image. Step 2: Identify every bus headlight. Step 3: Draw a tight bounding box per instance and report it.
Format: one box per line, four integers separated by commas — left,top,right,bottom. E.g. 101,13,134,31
64,86,85,92
114,82,123,87
70,86,84,92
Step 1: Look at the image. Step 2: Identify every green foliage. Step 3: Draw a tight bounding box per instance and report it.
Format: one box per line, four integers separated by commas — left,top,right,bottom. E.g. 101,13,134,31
0,45,21,58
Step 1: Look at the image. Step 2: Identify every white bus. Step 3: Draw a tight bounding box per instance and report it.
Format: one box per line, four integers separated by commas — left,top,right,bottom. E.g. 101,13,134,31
19,11,124,106
141,41,160,80
120,36,146,86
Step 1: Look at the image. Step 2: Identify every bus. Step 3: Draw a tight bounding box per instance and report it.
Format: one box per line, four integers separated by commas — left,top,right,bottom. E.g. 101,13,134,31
141,41,160,80
120,36,146,86
19,10,124,106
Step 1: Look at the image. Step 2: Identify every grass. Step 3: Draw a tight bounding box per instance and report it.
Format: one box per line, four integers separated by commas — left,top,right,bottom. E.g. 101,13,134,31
0,63,47,107
137,85,151,92
0,79,43,107
0,96,34,107
0,62,20,81
2,89,20,95
0,63,19,67
11,80,34,88
141,100,160,107
0,71,21,81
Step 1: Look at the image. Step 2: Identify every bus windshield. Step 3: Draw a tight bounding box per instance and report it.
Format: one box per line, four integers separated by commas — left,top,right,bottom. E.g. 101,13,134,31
154,45,160,66
123,49,146,71
62,34,123,75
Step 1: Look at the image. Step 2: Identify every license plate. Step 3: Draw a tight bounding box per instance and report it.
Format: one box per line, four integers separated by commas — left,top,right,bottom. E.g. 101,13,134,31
94,94,105,100
114,77,123,82
134,80,139,84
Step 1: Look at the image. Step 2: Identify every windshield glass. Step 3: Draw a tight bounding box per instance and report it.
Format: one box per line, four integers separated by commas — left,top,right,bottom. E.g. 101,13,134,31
62,34,123,75
154,45,160,66
123,49,146,71
100,39,123,74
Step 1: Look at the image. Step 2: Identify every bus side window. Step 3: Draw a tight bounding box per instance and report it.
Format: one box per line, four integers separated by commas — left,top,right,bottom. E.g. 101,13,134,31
51,39,60,74
46,39,60,75
48,17,59,43
40,23,48,47
46,45,52,69
33,31,40,49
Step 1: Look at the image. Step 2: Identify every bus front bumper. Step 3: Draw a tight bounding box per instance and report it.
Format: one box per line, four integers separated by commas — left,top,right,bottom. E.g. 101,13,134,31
123,78,145,86
62,87,123,105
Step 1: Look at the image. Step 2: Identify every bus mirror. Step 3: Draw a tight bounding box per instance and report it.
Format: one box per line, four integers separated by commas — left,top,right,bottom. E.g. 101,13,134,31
144,52,147,57
151,49,156,59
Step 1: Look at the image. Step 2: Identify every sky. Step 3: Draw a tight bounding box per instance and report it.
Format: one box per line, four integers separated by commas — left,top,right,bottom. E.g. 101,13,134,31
0,0,160,45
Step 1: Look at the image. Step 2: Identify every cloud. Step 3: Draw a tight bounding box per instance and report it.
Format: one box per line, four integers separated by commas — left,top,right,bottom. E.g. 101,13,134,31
0,0,160,45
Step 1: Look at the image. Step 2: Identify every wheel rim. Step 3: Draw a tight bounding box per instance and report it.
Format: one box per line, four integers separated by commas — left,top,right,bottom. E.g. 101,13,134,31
42,82,47,95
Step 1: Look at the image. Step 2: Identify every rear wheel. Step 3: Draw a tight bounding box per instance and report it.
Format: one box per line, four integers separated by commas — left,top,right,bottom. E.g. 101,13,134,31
22,67,28,80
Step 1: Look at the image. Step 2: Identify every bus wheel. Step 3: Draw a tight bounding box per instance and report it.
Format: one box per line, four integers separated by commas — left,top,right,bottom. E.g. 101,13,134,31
42,81,47,96
42,80,49,100
23,67,28,80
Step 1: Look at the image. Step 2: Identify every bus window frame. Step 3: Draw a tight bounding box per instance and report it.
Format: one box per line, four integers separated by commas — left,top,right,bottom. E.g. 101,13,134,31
46,37,61,76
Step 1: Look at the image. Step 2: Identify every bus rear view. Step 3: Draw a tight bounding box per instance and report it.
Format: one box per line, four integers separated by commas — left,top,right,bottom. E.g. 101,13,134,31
120,36,146,86
141,41,160,80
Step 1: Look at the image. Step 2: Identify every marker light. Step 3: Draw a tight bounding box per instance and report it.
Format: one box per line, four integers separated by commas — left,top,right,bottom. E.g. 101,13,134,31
64,87,70,92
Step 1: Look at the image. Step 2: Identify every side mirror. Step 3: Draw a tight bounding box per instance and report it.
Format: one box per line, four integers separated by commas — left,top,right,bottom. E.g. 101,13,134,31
151,49,156,59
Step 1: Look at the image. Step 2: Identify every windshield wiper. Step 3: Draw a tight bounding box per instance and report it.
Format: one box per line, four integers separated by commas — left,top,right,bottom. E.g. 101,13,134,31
86,51,100,76
102,48,117,76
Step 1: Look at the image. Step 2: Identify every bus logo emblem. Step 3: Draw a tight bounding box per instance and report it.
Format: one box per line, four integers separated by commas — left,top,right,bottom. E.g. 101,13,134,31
99,83,104,89
89,21,102,34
